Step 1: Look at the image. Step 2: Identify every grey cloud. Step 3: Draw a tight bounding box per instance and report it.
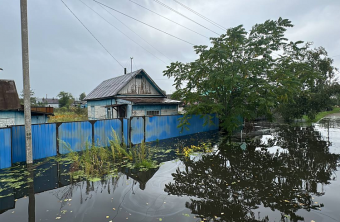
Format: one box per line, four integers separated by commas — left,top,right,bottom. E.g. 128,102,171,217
0,0,339,98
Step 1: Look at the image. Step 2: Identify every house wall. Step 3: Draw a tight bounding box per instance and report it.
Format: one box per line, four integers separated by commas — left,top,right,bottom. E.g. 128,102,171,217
118,75,161,95
132,104,178,116
87,99,134,119
0,111,48,127
87,99,178,119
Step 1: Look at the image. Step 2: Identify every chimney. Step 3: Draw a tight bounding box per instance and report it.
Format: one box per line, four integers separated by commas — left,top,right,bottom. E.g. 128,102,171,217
124,68,127,75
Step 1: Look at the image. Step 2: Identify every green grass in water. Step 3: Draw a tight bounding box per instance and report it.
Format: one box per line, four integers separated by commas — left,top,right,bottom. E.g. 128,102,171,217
303,107,340,123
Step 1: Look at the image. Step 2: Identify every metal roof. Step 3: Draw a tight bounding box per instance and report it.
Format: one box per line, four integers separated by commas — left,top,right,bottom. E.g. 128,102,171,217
84,69,166,100
0,80,21,111
122,97,181,105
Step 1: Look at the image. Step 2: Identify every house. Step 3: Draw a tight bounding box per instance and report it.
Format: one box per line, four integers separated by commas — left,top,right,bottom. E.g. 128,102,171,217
72,100,87,108
0,80,53,127
36,98,60,108
84,69,180,120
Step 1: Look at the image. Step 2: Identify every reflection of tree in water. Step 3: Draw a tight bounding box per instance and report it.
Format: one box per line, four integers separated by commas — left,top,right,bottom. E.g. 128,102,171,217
165,126,340,221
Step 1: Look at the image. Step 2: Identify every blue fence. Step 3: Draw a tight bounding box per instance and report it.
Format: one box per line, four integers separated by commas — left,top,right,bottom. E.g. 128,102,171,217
0,128,11,169
0,114,219,169
11,124,57,163
94,119,122,147
58,121,92,154
130,117,144,145
123,118,129,145
144,114,219,143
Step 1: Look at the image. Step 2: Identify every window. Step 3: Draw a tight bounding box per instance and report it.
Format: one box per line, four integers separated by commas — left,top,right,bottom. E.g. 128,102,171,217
146,110,160,116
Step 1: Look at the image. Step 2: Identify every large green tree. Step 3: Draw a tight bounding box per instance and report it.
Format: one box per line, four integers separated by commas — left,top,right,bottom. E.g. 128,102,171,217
57,91,74,108
164,18,339,132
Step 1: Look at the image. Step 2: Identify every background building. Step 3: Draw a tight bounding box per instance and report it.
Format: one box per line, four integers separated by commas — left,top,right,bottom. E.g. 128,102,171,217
85,69,180,120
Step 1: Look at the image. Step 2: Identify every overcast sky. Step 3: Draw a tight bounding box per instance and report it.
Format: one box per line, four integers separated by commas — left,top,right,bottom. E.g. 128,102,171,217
1,0,340,99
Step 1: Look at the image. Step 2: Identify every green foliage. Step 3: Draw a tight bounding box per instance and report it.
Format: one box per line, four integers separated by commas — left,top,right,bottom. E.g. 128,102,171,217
302,107,340,123
163,17,339,132
20,88,36,106
57,91,74,108
79,92,86,101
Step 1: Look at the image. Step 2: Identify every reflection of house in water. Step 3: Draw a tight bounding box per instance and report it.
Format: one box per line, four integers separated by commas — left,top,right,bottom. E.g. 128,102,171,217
122,167,158,190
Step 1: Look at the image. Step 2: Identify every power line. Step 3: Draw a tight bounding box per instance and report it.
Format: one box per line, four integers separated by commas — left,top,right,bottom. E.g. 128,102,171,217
78,0,167,64
128,0,209,39
172,0,227,31
94,0,195,45
152,0,220,35
61,0,124,68
98,3,173,62
331,54,340,58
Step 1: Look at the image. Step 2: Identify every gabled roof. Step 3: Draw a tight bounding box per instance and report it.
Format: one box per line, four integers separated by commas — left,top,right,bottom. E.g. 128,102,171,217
0,80,21,111
42,98,59,104
84,69,166,100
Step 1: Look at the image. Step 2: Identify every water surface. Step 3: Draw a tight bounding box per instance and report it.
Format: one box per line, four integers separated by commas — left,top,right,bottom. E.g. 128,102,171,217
1,116,340,222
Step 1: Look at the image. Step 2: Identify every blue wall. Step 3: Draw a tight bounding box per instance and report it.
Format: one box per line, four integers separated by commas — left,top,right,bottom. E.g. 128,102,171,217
0,111,48,126
87,99,116,107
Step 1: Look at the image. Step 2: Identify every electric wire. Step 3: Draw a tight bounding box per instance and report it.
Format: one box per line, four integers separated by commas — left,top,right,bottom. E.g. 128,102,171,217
78,0,167,64
152,0,220,35
98,3,173,62
94,0,195,45
128,0,209,39
172,0,227,31
61,0,124,68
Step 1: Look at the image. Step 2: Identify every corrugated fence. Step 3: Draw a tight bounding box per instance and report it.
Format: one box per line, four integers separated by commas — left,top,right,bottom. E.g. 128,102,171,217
0,114,218,169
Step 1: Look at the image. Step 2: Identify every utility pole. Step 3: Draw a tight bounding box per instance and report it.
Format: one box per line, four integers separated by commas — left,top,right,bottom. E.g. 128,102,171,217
130,57,133,72
20,0,33,164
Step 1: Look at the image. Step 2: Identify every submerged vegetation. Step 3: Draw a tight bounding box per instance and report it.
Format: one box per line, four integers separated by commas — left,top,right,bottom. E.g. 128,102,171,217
63,130,160,181
176,142,213,157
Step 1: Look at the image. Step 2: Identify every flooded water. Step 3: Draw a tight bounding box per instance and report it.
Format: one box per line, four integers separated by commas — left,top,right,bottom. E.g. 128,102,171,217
1,115,340,222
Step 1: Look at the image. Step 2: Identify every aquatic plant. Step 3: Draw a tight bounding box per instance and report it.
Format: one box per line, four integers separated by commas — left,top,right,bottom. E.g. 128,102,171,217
176,142,213,157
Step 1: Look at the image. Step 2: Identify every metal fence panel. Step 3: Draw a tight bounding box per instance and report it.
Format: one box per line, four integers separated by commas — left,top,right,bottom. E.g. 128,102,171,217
0,128,11,169
130,117,144,145
32,124,57,160
145,114,219,143
145,115,180,142
12,126,26,163
94,119,122,147
123,118,129,145
58,121,92,154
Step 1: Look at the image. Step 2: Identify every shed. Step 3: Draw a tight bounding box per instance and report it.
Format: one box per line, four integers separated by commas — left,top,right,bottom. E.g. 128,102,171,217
0,80,53,127
84,69,180,119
